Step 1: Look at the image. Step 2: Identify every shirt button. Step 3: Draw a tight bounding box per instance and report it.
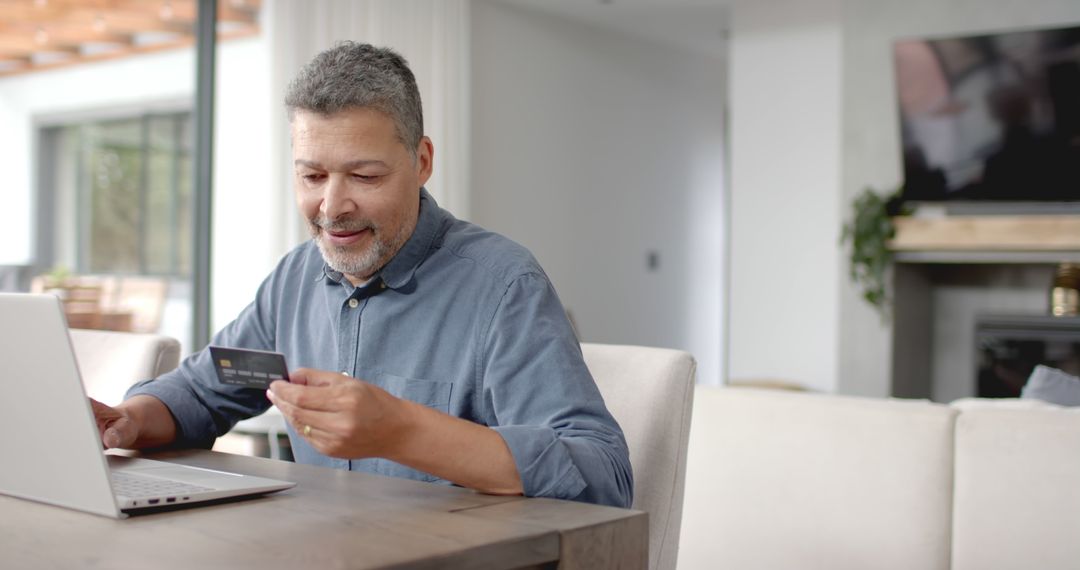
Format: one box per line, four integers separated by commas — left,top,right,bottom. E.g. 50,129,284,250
348,298,359,309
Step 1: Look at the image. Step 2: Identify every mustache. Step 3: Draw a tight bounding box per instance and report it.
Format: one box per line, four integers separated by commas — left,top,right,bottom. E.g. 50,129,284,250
308,215,377,233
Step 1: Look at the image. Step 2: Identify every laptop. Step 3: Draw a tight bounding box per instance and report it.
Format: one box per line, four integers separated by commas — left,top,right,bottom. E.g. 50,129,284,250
0,293,295,518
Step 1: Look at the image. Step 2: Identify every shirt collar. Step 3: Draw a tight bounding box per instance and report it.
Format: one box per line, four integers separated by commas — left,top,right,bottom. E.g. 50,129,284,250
318,187,443,291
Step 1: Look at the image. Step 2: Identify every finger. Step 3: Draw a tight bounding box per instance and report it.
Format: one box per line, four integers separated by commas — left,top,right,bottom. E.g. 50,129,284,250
290,367,350,388
269,390,334,425
90,398,123,445
298,424,347,457
103,415,137,449
90,398,121,423
268,379,341,412
284,368,310,386
271,394,337,437
268,380,291,393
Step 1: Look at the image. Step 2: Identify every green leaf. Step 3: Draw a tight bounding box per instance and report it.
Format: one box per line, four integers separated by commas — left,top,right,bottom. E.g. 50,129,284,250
841,186,902,322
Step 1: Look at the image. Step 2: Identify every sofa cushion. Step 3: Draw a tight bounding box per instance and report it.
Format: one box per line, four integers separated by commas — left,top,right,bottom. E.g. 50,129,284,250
951,402,1080,570
1020,365,1080,406
679,387,956,570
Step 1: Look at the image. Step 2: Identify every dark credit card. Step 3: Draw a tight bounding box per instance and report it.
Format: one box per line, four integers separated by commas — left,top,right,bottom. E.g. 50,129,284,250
209,346,290,389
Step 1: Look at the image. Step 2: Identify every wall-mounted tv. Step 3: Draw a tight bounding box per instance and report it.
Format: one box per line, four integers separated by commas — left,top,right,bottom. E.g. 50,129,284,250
893,24,1080,203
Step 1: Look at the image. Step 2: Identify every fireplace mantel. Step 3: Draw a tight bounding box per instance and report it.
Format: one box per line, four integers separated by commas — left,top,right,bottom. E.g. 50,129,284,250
889,215,1080,263
887,214,1078,401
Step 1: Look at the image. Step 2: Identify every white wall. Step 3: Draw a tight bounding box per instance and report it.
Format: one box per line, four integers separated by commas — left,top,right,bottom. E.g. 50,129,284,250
470,1,727,384
211,36,275,331
726,0,843,392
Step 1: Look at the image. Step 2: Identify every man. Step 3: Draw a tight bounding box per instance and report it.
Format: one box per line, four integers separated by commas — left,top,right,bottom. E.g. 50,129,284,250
92,41,633,508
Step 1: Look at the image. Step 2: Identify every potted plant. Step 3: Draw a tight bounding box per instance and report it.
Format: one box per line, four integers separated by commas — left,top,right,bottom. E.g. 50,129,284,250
841,187,907,320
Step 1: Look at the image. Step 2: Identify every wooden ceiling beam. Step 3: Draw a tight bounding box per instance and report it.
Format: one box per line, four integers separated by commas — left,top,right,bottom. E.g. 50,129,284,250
0,0,261,78
0,7,191,34
0,34,79,55
0,0,259,28
64,8,194,35
0,22,133,46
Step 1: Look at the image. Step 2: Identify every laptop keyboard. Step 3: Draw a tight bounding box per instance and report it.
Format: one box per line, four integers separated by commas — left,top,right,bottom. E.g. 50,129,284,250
111,471,213,498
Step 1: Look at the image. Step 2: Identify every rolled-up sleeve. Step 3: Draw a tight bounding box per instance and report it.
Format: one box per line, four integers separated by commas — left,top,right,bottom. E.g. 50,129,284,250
484,273,633,508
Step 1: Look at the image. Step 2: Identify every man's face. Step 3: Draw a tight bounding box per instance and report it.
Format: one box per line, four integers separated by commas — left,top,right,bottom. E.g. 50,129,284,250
291,107,433,284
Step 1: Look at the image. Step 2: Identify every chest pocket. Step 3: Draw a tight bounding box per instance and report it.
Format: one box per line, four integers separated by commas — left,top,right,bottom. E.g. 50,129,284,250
372,371,453,413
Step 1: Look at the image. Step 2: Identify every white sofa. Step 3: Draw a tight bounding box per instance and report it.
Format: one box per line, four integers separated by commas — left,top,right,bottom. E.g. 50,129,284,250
677,387,1080,570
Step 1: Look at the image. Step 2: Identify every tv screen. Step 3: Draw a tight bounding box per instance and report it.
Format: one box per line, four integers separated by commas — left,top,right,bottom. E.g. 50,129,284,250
893,24,1080,202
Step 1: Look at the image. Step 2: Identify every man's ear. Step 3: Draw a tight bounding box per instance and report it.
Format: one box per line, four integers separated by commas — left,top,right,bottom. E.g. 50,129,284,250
416,137,434,187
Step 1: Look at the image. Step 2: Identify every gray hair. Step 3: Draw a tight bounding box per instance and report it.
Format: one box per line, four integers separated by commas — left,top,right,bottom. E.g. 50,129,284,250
285,41,424,158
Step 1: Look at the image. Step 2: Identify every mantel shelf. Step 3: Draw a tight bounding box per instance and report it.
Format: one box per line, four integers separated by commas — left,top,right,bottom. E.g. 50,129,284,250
888,215,1080,264
892,250,1080,264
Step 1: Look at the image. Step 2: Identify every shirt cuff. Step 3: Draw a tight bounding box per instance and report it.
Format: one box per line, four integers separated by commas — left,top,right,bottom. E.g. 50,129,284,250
492,424,588,500
125,378,217,448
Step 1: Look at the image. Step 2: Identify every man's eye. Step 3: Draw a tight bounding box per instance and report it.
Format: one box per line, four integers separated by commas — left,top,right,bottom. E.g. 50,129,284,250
352,174,380,183
302,173,324,183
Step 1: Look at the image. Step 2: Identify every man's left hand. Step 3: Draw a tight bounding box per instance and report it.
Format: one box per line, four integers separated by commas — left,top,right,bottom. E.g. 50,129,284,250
266,368,414,459
267,367,523,495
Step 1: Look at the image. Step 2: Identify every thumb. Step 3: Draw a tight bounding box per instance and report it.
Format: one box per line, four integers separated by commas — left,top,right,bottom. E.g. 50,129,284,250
287,367,312,386
103,415,138,450
288,367,343,387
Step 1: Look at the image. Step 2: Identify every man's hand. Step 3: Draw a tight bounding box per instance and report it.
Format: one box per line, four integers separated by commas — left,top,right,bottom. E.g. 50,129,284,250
90,395,177,450
267,369,523,495
266,368,411,459
91,398,139,449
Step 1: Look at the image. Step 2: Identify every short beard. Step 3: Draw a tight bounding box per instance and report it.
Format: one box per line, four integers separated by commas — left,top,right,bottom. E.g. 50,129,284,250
309,215,391,279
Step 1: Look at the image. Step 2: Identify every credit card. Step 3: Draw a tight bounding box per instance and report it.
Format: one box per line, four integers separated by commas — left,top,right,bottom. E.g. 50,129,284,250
208,346,290,389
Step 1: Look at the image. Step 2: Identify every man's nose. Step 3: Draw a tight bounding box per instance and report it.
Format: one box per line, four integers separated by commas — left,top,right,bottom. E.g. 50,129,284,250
320,174,357,220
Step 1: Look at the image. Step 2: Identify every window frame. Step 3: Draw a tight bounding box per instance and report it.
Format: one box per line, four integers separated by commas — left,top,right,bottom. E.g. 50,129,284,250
35,106,194,279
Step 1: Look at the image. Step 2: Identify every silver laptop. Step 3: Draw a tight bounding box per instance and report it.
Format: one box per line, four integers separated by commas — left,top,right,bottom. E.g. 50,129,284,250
0,293,295,518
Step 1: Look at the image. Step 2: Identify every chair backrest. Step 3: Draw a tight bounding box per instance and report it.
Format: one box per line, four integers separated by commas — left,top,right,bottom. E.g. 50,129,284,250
582,343,696,570
68,328,181,405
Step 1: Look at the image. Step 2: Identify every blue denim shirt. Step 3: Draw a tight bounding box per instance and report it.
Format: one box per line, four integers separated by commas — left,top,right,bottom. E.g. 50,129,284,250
126,189,633,507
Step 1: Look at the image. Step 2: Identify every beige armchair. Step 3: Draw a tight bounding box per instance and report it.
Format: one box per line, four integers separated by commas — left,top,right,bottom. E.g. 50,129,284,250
69,328,181,406
582,343,697,570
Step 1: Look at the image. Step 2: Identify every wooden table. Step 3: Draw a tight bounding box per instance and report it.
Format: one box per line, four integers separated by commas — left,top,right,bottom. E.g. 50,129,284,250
0,450,647,569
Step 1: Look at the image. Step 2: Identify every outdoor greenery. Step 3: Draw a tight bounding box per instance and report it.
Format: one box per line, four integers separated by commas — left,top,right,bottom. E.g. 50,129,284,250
55,113,192,277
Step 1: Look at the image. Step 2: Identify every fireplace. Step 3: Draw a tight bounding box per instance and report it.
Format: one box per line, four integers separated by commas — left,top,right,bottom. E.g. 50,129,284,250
976,314,1080,398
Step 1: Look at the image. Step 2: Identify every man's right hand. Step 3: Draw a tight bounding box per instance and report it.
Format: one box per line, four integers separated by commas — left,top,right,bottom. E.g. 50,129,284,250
89,395,177,450
91,398,140,449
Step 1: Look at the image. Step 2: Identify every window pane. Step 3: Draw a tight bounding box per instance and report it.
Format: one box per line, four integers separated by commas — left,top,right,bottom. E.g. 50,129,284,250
176,117,194,278
86,119,143,275
146,114,193,277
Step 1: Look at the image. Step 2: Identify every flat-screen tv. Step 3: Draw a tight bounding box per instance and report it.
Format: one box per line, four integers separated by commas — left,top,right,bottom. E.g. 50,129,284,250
893,24,1080,203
